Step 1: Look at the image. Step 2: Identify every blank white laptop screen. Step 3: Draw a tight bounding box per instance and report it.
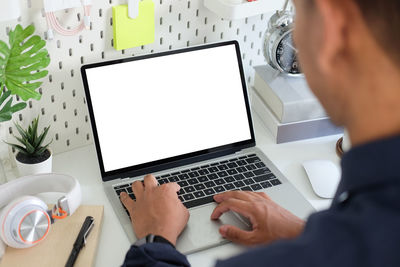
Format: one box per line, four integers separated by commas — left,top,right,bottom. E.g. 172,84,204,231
85,44,252,172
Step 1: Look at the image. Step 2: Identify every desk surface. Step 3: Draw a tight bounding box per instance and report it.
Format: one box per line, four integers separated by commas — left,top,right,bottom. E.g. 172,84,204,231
50,116,340,267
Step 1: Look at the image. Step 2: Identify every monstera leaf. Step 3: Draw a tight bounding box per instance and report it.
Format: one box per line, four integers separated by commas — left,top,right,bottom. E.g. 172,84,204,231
0,24,50,101
0,90,26,122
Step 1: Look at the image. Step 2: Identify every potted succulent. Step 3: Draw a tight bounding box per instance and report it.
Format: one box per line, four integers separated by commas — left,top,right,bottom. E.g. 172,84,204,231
6,116,52,176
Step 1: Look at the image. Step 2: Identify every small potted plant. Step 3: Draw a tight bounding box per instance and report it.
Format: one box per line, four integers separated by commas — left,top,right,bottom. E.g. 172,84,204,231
6,116,52,176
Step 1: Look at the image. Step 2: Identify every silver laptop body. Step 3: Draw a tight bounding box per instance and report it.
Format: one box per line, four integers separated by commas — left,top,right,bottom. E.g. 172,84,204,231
81,41,315,255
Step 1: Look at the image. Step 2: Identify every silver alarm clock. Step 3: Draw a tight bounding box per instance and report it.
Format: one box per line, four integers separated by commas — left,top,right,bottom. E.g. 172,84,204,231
263,0,301,76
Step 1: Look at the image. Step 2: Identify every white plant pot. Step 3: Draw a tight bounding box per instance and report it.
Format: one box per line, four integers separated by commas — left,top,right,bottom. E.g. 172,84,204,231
16,153,53,177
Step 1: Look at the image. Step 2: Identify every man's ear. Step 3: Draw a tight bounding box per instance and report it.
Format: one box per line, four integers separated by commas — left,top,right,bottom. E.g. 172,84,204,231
314,0,352,74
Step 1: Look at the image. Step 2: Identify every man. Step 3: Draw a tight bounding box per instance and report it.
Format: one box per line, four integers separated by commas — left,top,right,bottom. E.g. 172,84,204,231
120,0,400,266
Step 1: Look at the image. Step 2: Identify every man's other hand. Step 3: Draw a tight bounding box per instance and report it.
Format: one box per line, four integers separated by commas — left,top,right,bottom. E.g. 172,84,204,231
211,191,305,246
120,174,190,246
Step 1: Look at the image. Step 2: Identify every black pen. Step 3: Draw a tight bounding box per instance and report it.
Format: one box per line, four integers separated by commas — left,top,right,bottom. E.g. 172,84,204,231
65,216,95,267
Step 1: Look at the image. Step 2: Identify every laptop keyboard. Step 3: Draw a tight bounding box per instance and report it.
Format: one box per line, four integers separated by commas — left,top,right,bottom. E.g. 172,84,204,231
114,154,281,216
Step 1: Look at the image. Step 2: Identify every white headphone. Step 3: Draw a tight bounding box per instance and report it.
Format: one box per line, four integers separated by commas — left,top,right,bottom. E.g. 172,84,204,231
0,174,81,250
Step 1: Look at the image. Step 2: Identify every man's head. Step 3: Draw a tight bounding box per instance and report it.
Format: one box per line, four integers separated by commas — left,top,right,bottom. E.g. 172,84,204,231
292,0,400,145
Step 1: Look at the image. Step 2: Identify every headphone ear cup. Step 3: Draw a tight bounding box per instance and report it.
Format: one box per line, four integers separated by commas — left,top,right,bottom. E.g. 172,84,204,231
0,196,51,249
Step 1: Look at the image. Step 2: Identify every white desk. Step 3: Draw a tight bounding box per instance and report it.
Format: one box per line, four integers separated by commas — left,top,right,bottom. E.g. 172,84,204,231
51,116,340,267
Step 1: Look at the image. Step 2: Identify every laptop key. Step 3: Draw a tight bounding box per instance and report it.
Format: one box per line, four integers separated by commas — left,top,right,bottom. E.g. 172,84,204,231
246,164,257,171
255,162,266,168
161,174,171,178
168,176,179,182
224,177,235,183
194,183,206,190
178,181,189,187
127,187,133,193
237,160,247,166
217,171,228,178
128,193,136,200
158,178,168,185
261,181,272,188
198,176,208,183
244,178,255,185
178,174,189,180
204,188,216,195
253,168,272,176
218,164,228,171
227,169,238,176
207,173,218,180
183,196,214,209
234,181,245,187
214,186,225,193
188,171,199,178
184,186,195,193
224,183,235,190
194,191,205,198
191,167,200,171
198,169,209,175
271,179,282,186
208,167,219,173
244,172,255,178
214,178,225,185
246,157,261,164
205,181,216,188
251,184,262,191
178,196,184,202
254,174,276,182
181,169,191,173
227,162,238,168
229,158,238,162
236,167,247,173
241,186,252,191
234,174,245,180
188,178,199,185
183,193,195,201
171,172,180,176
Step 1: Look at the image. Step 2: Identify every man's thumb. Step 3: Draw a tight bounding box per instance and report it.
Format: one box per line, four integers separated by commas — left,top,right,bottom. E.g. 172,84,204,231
219,225,253,245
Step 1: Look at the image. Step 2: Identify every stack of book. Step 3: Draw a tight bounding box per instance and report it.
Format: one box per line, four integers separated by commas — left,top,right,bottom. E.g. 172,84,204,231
251,65,343,143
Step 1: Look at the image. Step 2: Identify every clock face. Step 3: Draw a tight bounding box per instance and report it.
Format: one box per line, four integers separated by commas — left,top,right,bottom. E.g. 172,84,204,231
276,33,301,75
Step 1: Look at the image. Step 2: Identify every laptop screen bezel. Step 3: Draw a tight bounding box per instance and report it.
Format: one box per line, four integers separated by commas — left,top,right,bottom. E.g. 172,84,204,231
81,40,256,182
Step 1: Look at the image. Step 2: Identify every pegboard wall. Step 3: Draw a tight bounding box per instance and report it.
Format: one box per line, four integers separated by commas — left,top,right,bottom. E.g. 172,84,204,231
0,0,284,157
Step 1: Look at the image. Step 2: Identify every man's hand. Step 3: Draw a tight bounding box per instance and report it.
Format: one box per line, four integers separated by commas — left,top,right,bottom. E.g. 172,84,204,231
211,191,305,246
120,174,190,246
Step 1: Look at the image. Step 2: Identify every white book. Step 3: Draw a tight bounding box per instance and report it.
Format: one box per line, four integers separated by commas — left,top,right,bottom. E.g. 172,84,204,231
253,65,327,123
250,87,343,144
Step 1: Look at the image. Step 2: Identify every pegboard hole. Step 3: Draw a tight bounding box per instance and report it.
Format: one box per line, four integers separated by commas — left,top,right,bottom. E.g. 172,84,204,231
8,127,12,134
178,13,181,21
69,48,73,56
51,95,55,103
65,121,68,128
160,17,163,25
53,115,57,122
55,133,59,141
169,25,172,33
100,31,104,39
57,40,61,48
90,43,94,51
80,56,84,64
58,61,63,69
72,89,76,97
66,139,70,146
63,102,66,109
79,35,83,43
28,101,32,108
61,82,64,90
85,115,88,122
74,109,78,116
41,108,45,115
86,134,90,140
76,128,79,134
71,69,74,77
99,9,103,17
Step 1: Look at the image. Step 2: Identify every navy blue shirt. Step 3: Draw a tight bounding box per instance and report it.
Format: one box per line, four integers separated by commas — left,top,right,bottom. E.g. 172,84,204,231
122,136,400,267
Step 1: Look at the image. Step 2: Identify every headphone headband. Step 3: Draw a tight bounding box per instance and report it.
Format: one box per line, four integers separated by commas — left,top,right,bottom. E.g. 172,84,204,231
0,174,81,216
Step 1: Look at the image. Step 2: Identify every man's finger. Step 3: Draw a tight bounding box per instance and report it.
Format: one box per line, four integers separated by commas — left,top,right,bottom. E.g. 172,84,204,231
143,174,158,189
132,180,144,199
219,225,254,245
120,192,136,216
210,198,252,220
213,190,254,204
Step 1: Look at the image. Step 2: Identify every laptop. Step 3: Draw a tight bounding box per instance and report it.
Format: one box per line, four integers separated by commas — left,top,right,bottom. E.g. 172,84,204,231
80,40,315,254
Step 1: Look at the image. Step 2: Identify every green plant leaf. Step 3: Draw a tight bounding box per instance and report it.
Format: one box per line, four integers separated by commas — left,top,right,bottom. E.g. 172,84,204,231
35,125,50,148
4,141,28,155
0,24,50,101
0,111,12,122
14,122,29,141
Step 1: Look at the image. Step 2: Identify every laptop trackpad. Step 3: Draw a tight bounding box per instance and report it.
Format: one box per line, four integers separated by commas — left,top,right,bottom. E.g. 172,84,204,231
176,203,251,254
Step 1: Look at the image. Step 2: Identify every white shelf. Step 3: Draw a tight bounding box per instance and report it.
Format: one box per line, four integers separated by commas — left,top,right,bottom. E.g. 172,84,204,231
204,0,284,20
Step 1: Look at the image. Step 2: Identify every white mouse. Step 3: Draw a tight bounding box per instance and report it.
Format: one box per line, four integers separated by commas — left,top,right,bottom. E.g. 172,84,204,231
302,160,341,199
